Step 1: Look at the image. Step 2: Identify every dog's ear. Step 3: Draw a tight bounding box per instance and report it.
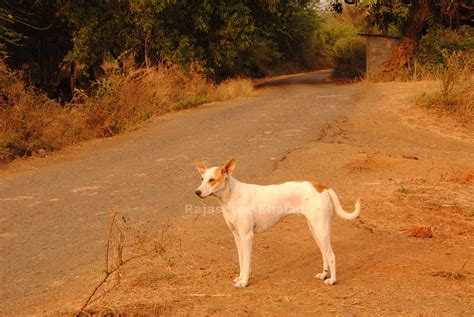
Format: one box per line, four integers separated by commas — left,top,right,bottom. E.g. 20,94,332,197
195,160,207,175
223,159,236,176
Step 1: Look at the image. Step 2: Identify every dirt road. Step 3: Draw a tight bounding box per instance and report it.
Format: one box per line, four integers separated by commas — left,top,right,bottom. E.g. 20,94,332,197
1,71,473,315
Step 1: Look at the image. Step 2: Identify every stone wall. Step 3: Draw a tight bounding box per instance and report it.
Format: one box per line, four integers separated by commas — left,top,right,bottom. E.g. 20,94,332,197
365,35,401,79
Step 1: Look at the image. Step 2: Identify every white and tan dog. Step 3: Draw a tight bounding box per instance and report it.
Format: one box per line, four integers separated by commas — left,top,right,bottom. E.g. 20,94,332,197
194,159,360,288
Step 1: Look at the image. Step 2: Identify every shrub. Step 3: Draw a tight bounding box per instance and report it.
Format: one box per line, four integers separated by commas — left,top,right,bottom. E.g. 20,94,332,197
332,37,366,80
84,64,209,137
211,77,254,102
417,50,473,121
0,61,254,163
0,63,88,161
311,15,359,68
311,12,366,80
415,26,474,71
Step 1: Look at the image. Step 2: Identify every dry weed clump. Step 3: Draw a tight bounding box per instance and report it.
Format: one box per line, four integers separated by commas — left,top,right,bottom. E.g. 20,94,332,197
417,50,473,121
80,64,254,137
79,209,170,314
211,77,254,102
82,64,212,137
0,63,89,161
0,61,254,162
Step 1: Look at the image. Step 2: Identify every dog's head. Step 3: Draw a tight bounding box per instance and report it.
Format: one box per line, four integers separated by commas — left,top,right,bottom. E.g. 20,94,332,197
194,159,235,198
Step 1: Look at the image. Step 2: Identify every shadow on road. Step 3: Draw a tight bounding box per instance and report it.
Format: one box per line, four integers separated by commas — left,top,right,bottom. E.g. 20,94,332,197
254,69,333,90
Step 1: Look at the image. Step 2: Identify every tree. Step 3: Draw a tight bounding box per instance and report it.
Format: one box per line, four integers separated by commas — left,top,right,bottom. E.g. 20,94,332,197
365,0,473,74
57,0,133,78
3,0,323,84
380,0,429,73
0,5,26,58
1,0,72,86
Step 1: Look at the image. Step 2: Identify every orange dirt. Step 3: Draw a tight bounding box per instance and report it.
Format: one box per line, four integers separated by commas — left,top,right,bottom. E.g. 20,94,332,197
2,79,473,316
73,82,473,315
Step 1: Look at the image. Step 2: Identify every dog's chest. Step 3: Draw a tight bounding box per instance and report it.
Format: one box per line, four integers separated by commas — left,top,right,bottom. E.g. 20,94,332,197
221,206,238,225
221,203,287,234
252,221,272,234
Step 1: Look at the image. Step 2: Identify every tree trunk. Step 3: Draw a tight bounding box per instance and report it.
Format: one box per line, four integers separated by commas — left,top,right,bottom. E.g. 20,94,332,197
383,0,430,74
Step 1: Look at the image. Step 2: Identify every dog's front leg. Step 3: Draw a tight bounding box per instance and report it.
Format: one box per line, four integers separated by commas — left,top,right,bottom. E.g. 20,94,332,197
234,231,253,288
231,231,243,283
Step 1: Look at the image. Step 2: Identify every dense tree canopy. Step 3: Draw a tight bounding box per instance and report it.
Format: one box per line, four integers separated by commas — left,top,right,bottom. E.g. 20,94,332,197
330,0,473,73
366,0,473,72
1,0,471,85
1,0,320,82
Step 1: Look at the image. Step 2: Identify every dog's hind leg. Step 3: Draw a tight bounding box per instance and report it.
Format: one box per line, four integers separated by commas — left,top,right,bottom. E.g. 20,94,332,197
306,212,336,285
317,223,336,285
306,218,329,281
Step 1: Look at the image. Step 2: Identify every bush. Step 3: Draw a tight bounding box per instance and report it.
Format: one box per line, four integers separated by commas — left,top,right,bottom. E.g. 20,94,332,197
417,50,473,121
415,26,474,70
0,62,88,161
311,15,359,68
0,61,254,163
332,37,366,80
211,78,254,102
311,13,366,80
413,26,473,121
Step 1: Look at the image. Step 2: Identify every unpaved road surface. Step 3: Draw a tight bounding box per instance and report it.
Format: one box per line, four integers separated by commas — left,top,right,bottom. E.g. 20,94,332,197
1,71,473,315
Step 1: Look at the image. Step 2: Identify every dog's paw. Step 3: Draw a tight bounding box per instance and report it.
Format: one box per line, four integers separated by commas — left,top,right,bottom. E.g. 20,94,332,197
315,272,328,280
233,276,241,283
234,279,248,288
324,278,336,285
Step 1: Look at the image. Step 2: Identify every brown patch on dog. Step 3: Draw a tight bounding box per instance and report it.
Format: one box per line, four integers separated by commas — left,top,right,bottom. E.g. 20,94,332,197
311,182,327,193
213,167,223,178
209,167,224,187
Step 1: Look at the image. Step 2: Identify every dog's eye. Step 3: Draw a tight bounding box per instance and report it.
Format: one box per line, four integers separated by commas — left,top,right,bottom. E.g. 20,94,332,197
209,178,215,183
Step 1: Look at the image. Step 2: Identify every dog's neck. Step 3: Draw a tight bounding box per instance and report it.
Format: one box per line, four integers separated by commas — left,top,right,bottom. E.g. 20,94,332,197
213,176,237,204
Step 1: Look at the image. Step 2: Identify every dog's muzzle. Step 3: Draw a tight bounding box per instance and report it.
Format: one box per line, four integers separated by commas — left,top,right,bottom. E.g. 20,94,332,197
195,190,213,198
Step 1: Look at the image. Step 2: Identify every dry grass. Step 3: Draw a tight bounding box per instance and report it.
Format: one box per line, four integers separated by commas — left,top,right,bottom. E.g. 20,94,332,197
83,64,211,137
0,62,89,161
416,50,473,122
0,62,254,163
211,77,254,102
78,210,170,314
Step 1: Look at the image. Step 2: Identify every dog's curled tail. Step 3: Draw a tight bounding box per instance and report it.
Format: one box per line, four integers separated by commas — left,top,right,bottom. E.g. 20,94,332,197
328,189,360,220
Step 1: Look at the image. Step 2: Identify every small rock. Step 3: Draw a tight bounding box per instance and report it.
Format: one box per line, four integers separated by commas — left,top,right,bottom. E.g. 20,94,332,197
33,149,46,157
408,226,433,238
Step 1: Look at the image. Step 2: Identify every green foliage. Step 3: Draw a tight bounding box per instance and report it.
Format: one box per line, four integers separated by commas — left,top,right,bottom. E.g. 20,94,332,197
416,50,473,121
0,7,27,58
364,0,470,36
4,0,472,82
92,77,119,99
415,26,474,68
312,11,366,79
361,1,472,75
59,0,132,68
0,59,254,162
332,37,366,80
2,0,72,87
365,0,410,36
314,15,360,61
56,0,320,79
